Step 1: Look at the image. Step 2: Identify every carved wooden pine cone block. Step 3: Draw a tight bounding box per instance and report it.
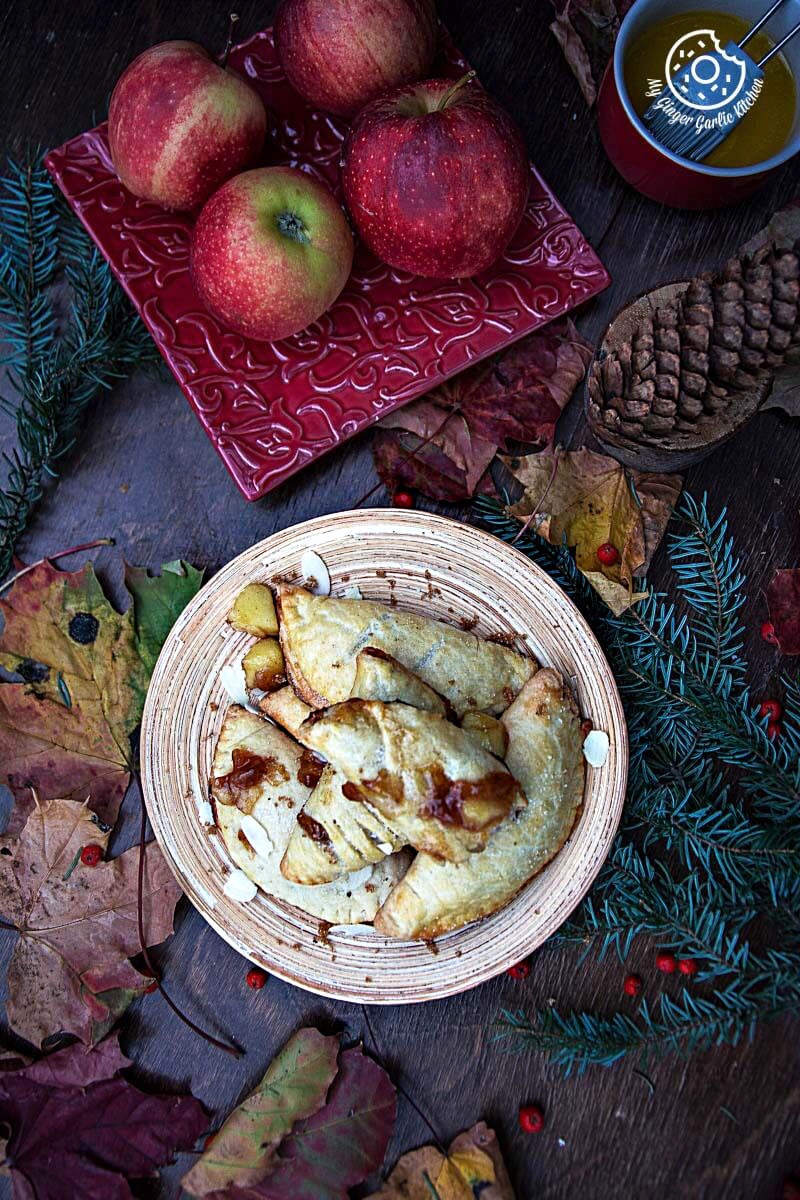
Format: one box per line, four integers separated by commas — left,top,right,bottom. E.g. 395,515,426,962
586,231,800,471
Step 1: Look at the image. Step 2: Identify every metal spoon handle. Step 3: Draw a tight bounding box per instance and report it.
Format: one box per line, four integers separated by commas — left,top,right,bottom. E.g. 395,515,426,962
739,0,789,47
758,16,800,65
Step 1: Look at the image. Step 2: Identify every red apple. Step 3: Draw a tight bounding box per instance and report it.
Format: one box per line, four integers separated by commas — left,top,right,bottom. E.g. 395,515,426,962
274,0,438,117
340,74,530,278
190,167,354,341
109,41,267,211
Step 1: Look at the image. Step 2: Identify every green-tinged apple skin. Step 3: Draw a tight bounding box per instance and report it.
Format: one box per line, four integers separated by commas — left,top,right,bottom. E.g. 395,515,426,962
341,76,530,278
274,0,438,117
109,41,267,212
190,167,354,342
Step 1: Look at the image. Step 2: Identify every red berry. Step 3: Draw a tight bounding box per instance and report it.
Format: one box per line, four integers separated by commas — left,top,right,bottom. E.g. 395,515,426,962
759,699,782,721
761,621,779,645
678,957,698,978
246,967,267,990
623,972,642,997
768,720,782,741
507,960,530,980
392,490,414,509
596,542,620,566
143,980,158,994
580,719,593,739
80,844,103,867
656,951,677,974
518,1104,544,1133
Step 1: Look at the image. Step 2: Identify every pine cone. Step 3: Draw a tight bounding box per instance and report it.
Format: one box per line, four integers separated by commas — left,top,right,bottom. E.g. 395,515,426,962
587,236,800,455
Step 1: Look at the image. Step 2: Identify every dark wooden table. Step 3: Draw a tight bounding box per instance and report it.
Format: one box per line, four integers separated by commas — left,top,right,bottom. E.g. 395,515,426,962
1,2,799,1197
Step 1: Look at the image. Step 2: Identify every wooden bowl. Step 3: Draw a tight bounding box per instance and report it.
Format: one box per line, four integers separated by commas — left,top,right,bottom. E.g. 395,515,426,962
140,511,628,1004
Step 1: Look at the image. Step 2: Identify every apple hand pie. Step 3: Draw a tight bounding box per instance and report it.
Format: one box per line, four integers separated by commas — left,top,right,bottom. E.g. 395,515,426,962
280,763,407,884
277,585,535,715
299,699,525,863
373,669,584,939
276,651,448,885
211,706,409,923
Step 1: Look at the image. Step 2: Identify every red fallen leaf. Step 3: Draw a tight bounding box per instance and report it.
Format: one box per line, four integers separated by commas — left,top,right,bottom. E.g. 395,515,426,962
0,1032,206,1200
549,1,633,106
0,557,202,834
0,796,181,1047
766,568,800,654
373,319,592,503
202,1044,396,1200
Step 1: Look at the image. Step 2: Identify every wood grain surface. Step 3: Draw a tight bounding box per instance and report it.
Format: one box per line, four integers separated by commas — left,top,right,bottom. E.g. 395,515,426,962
0,2,799,1197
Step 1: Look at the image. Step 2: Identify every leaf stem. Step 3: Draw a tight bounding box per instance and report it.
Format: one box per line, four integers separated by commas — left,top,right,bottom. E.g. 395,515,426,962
0,538,116,594
136,792,242,1058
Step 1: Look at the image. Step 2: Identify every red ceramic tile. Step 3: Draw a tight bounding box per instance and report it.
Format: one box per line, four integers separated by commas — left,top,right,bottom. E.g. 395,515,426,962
45,28,610,501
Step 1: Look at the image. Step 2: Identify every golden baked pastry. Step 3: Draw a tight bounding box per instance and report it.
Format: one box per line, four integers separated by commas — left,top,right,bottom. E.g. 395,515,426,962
277,586,535,715
280,763,406,885
211,706,409,923
278,649,449,884
373,669,584,939
299,699,525,862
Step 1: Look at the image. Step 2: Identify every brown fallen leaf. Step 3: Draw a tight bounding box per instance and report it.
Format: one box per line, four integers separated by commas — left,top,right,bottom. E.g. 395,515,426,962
549,0,633,106
0,795,181,1047
365,1121,514,1200
373,319,592,502
374,404,497,501
505,446,682,614
0,557,202,834
766,567,800,655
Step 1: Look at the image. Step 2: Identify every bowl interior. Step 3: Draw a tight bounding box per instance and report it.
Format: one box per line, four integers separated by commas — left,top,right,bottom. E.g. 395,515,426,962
616,0,800,175
140,510,627,1004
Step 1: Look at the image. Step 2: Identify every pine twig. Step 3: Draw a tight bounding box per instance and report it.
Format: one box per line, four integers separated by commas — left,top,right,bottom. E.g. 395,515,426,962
0,156,158,576
472,492,800,1071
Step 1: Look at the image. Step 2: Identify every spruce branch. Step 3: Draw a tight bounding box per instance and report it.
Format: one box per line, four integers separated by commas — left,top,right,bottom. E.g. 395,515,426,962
472,492,800,1070
0,155,158,577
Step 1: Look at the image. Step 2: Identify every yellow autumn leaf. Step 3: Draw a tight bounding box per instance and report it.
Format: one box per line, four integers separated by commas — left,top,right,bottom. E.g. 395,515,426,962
365,1121,514,1199
504,447,682,615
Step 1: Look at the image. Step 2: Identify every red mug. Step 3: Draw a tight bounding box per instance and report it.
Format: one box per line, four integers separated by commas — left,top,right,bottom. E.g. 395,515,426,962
597,0,800,209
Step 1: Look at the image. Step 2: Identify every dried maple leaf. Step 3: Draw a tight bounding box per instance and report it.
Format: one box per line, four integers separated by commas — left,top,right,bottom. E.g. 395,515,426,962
182,1028,340,1197
505,447,682,614
0,796,181,1047
766,568,800,655
373,319,592,502
0,1031,206,1199
365,1121,514,1200
373,412,497,502
0,557,202,833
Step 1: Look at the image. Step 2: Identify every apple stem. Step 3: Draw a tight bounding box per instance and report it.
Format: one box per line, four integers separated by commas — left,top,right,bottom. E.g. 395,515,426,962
277,212,311,244
436,70,477,111
221,12,239,69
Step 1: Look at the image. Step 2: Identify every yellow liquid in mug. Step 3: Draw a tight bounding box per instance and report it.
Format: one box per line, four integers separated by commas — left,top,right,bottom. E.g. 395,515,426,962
624,10,796,167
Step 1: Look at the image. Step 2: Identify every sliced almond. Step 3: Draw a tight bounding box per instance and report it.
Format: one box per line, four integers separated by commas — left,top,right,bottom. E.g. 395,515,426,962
300,550,331,596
